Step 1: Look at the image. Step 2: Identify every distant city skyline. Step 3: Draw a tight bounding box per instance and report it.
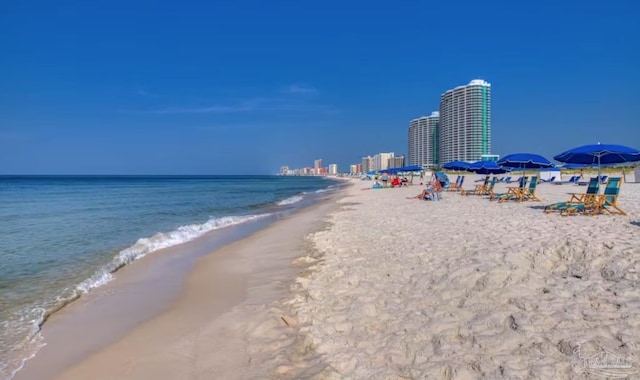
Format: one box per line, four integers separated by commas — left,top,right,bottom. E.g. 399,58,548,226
1,0,638,174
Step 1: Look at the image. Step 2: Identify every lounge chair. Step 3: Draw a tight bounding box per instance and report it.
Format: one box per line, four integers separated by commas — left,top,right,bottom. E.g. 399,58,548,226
544,177,599,213
498,176,539,202
540,176,556,183
564,177,625,216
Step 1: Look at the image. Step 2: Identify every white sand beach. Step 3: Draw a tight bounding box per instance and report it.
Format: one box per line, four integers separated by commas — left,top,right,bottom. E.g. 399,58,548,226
282,174,640,379
16,174,640,379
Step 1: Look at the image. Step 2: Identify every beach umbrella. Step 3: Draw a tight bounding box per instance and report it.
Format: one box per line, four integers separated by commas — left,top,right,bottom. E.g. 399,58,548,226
554,143,640,179
401,165,423,172
467,160,511,175
443,161,471,171
498,153,555,178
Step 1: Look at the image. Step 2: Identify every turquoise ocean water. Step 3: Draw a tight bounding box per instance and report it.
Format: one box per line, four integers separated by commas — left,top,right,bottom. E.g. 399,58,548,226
0,175,341,379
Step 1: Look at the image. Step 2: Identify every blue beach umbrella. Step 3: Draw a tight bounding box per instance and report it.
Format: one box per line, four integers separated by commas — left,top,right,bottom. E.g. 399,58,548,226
443,161,471,171
498,153,555,178
400,165,423,172
467,160,511,175
554,143,640,179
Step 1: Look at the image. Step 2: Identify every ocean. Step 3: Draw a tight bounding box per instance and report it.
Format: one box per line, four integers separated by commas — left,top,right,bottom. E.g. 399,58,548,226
0,175,341,379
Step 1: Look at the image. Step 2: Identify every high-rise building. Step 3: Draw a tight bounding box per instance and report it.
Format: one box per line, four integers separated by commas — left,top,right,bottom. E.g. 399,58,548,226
361,156,374,173
389,155,405,169
438,79,491,164
328,164,338,175
408,111,439,168
373,153,394,171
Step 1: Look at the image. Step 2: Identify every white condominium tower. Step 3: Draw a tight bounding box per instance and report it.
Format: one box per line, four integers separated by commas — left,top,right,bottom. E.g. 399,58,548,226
408,111,439,168
438,79,491,163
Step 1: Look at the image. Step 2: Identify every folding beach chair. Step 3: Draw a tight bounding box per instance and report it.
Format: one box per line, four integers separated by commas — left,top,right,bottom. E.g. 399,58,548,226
499,176,539,202
544,177,599,213
461,176,489,196
560,177,627,215
446,176,465,192
491,176,528,201
564,177,625,216
463,176,497,196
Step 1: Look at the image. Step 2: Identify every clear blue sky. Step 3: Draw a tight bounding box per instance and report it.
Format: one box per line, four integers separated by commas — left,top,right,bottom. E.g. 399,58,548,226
1,0,638,174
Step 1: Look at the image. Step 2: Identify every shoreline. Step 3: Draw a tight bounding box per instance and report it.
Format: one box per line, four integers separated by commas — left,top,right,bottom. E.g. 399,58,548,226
15,173,640,378
15,180,352,379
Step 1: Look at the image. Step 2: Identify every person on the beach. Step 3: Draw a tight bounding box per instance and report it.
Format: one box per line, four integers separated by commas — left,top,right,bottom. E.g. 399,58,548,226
391,176,401,187
414,187,433,200
580,168,584,179
430,175,442,200
381,174,388,187
413,175,440,200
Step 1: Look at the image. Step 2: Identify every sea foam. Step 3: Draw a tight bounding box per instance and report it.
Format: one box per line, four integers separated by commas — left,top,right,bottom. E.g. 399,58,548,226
76,214,269,293
277,195,304,206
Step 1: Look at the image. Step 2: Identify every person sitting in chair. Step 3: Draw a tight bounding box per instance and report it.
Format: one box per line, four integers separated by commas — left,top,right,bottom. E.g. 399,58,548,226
413,174,442,200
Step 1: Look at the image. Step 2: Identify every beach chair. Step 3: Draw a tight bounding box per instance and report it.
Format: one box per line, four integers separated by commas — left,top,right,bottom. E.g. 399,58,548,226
499,176,539,202
540,176,556,183
520,176,541,201
462,176,489,196
447,175,460,190
544,177,599,213
501,176,512,183
446,176,464,192
564,177,625,216
491,176,528,201
463,176,496,196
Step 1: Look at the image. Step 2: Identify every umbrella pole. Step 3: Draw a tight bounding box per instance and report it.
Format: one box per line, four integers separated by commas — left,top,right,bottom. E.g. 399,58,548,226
598,155,602,183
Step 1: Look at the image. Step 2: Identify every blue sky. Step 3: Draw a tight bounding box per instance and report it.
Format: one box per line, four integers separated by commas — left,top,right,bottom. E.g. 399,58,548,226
1,0,638,174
